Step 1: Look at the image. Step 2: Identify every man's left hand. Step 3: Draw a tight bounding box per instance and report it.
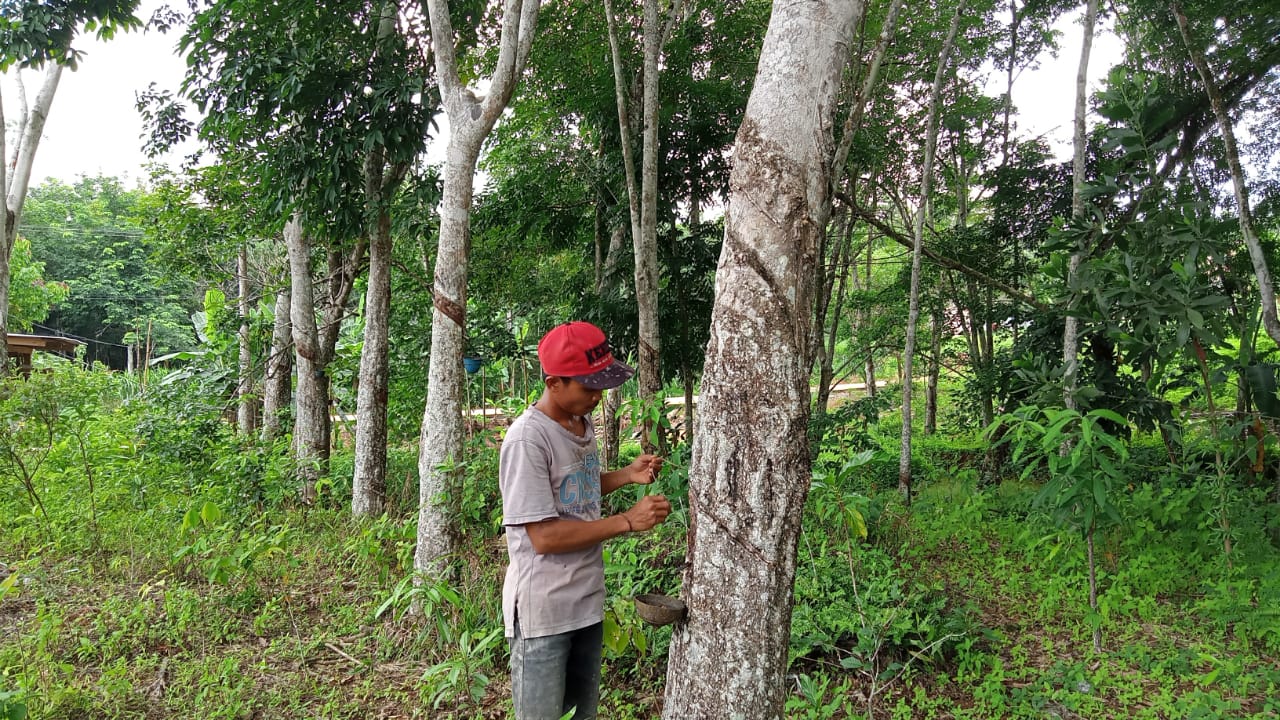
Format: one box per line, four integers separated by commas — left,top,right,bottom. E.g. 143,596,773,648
627,454,664,485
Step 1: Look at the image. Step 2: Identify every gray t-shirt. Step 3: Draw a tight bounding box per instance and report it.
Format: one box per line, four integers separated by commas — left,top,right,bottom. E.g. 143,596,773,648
500,405,605,639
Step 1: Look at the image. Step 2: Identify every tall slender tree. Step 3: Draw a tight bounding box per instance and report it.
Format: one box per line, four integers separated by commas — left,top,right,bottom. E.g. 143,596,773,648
900,0,968,502
1,0,140,372
1171,1,1280,346
414,0,542,579
1063,0,1100,411
352,0,419,517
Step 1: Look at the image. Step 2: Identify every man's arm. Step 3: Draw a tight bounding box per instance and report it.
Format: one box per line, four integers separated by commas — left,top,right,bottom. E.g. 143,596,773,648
524,494,671,554
600,453,663,495
524,515,631,555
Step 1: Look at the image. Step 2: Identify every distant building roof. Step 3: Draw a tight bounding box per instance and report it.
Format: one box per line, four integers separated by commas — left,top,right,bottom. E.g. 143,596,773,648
6,333,82,355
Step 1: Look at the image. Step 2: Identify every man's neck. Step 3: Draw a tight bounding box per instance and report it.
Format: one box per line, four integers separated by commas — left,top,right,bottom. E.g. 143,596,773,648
536,394,584,435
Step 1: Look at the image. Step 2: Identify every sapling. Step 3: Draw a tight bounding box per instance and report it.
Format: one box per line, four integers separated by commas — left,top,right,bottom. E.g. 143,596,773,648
991,405,1129,653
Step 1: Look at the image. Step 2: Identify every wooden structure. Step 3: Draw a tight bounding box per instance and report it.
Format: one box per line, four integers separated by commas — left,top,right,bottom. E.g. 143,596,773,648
5,333,82,376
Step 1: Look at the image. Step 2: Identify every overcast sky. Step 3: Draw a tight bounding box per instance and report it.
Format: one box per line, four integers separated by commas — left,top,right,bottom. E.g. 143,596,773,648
2,6,1122,188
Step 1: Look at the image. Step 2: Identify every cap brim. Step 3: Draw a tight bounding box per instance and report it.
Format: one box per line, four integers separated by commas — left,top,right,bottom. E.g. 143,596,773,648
574,359,635,390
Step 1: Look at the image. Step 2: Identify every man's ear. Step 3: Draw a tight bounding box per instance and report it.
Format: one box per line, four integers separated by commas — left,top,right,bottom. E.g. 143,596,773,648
543,375,560,390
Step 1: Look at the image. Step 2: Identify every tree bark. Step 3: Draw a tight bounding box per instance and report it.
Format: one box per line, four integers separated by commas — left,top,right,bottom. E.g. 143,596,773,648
605,0,685,452
353,172,394,518
815,209,855,416
900,0,966,503
661,1,856,717
285,213,364,500
415,0,541,580
287,214,329,501
926,311,941,435
1063,0,1098,410
634,0,664,452
236,245,257,434
352,4,413,518
262,284,293,442
1172,2,1280,346
1,64,63,373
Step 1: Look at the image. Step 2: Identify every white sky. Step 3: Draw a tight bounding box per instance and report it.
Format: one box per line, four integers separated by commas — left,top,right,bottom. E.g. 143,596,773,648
1,5,1122,189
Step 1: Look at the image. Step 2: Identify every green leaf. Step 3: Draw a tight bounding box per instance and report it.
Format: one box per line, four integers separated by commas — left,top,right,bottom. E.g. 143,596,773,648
200,501,223,526
602,612,627,656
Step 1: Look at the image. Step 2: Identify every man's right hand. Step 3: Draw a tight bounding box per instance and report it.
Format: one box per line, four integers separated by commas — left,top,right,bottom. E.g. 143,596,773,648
624,494,672,532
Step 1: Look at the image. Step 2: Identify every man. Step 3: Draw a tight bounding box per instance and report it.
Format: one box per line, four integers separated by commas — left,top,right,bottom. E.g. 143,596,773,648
500,321,672,720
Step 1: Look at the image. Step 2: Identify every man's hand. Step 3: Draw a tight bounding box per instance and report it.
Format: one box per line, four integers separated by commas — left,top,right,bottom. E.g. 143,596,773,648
622,494,671,532
627,453,664,485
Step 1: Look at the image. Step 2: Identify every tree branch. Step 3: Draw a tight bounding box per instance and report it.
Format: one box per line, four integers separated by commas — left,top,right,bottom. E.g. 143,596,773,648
844,197,1049,312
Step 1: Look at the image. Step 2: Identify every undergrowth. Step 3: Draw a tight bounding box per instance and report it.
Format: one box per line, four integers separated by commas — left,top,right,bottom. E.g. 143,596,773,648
2,365,1278,718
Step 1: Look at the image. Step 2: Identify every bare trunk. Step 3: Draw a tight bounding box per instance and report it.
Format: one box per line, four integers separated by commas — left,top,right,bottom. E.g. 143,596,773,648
1063,0,1098,409
352,5,410,517
605,0,670,450
900,0,966,503
815,211,854,415
353,198,393,518
262,284,293,441
828,0,900,201
287,215,328,501
661,1,855,716
236,245,257,434
1172,2,1280,345
415,144,479,576
926,312,940,435
635,0,664,451
602,386,621,469
1087,525,1101,653
863,229,876,398
0,244,9,375
1,65,63,373
416,0,541,580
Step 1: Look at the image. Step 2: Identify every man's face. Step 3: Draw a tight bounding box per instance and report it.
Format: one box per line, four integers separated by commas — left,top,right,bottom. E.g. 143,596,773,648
548,377,604,417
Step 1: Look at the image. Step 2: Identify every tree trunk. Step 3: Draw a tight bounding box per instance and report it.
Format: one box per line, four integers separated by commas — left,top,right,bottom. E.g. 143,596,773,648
602,386,621,469
353,196,393,518
236,245,257,434
900,0,966,503
1063,0,1098,410
287,215,329,501
635,0,664,451
1,64,63,373
661,2,856,717
828,0,901,204
262,284,293,442
926,311,940,435
815,209,854,416
1087,524,1101,653
415,138,480,576
1172,2,1280,346
605,0,672,452
415,0,541,580
862,223,876,398
352,5,411,518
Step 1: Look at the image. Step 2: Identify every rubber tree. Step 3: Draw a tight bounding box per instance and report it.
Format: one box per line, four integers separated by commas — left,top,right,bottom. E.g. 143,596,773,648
261,282,293,441
660,0,857,716
352,0,418,517
812,0,901,417
1170,1,1280,347
1062,0,1100,411
900,0,967,502
163,0,436,502
0,0,139,372
414,0,541,580
602,0,688,451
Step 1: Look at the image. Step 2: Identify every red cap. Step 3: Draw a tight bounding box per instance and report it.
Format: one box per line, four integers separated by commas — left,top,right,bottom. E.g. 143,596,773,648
537,321,635,390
